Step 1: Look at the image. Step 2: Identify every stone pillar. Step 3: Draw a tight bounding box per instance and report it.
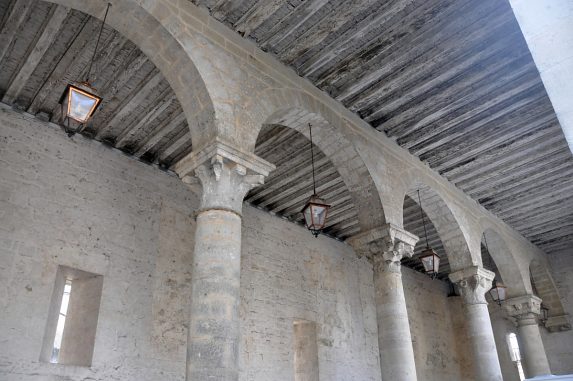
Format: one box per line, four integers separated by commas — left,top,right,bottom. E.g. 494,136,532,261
504,295,552,378
174,141,274,381
349,224,419,381
449,266,503,381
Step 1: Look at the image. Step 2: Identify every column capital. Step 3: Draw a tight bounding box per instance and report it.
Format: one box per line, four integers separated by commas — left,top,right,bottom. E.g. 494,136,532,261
347,224,419,273
504,295,542,326
449,266,495,305
174,139,275,215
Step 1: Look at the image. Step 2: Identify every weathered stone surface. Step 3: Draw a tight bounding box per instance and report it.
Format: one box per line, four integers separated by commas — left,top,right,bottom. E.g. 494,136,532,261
450,266,503,381
0,106,489,381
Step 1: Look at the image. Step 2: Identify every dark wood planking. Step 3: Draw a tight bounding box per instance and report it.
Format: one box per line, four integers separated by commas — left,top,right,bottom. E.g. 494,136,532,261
0,0,571,283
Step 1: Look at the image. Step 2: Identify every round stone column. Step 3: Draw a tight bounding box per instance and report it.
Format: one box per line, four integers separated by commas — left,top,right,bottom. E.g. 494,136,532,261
505,295,551,377
450,266,503,381
349,224,419,381
175,142,274,381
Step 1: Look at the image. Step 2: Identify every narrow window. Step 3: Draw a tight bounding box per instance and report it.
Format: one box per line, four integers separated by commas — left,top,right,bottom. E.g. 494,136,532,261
293,320,319,381
507,333,525,381
41,266,103,367
51,279,72,363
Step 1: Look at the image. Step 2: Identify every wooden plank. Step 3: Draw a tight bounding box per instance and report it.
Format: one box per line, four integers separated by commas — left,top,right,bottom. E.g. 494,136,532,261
3,5,71,104
134,112,187,157
115,92,176,149
0,0,35,64
94,71,163,139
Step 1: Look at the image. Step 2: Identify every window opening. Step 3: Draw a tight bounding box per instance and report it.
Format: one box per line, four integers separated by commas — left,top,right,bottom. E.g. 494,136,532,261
507,333,525,381
51,279,72,363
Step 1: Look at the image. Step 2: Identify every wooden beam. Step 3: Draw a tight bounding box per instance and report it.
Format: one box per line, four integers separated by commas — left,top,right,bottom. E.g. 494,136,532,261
0,0,34,64
134,112,186,158
94,71,163,139
158,132,191,163
115,92,176,149
3,5,71,105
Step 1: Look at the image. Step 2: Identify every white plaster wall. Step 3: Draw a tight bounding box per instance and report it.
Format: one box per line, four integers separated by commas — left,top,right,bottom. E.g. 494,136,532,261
0,106,464,380
541,250,573,375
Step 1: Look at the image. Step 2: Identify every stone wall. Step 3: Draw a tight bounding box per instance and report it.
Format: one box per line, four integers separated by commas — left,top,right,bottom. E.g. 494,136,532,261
542,250,573,375
403,268,467,381
0,105,468,380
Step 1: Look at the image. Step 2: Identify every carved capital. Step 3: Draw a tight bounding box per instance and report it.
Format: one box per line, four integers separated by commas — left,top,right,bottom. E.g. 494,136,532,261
174,139,275,215
449,266,495,305
504,295,542,326
348,224,419,274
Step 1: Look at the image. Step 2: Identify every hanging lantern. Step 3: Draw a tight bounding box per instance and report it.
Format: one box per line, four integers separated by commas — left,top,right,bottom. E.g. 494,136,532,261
488,279,507,305
62,82,102,124
60,3,110,134
302,195,330,237
416,190,440,278
420,247,440,278
301,123,330,237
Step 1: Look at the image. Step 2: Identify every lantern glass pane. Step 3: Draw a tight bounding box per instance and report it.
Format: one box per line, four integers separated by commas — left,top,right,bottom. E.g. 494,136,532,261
303,205,313,228
432,254,440,273
496,285,506,301
421,255,434,273
68,87,99,123
490,287,500,301
310,204,327,229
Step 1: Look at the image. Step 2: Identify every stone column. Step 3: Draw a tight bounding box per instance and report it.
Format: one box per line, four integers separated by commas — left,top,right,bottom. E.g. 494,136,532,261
449,266,503,381
349,224,419,381
505,295,552,377
174,141,274,381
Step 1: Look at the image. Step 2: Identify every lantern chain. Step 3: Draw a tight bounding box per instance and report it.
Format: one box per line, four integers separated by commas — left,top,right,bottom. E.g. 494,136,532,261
417,189,430,248
309,123,317,195
86,3,111,84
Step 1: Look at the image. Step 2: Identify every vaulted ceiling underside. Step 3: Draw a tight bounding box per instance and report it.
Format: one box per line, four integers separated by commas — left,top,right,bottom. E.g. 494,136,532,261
0,0,571,277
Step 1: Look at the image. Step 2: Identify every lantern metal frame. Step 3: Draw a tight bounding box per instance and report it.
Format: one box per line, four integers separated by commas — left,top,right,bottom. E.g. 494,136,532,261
416,190,440,278
60,82,102,125
59,3,110,135
301,123,331,237
488,279,507,306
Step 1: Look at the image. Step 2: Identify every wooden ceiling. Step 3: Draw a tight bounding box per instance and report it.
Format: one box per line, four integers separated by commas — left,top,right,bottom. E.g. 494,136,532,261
194,0,573,255
0,0,571,281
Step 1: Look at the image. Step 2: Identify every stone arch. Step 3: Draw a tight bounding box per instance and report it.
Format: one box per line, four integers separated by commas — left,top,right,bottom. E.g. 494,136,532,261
42,0,219,148
400,176,475,272
479,227,529,297
241,88,386,234
530,259,570,331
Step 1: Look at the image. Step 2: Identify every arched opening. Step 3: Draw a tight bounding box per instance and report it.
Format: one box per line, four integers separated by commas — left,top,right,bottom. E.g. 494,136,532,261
246,104,387,238
247,123,360,239
400,182,474,279
530,259,569,331
0,0,218,166
401,189,449,280
480,230,507,304
480,228,528,299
